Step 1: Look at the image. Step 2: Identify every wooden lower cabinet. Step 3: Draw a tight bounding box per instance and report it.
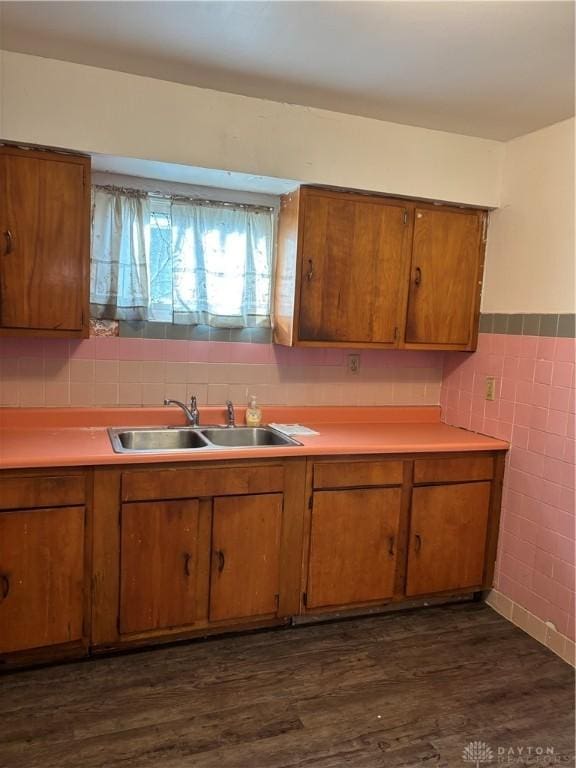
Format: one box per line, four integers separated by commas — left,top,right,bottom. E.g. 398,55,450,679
120,500,201,635
90,460,303,649
306,488,401,609
210,494,283,622
0,506,85,654
119,493,283,635
117,492,285,636
406,482,492,596
0,452,505,667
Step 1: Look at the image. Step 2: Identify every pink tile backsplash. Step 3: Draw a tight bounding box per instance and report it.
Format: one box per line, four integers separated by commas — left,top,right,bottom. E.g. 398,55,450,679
3,330,572,640
0,337,443,409
441,332,575,642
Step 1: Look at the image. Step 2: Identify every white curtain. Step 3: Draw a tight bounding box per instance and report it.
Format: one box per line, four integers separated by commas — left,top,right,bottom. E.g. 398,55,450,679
169,201,273,328
90,188,150,320
90,187,273,328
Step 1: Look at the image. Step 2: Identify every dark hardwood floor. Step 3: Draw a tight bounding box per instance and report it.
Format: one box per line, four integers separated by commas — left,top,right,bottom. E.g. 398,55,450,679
1,603,574,768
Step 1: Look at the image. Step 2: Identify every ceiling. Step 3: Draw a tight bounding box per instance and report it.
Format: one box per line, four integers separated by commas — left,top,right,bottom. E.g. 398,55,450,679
0,1,574,141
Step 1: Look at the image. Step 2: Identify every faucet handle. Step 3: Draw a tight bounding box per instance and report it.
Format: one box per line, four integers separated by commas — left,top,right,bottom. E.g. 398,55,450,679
189,394,200,426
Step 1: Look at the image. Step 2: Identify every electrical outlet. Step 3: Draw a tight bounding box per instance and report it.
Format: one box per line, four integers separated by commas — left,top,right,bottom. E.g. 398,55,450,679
485,376,496,401
348,354,360,374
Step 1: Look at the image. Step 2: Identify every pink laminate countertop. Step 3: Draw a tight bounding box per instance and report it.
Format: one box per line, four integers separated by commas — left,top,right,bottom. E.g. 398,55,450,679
0,406,508,470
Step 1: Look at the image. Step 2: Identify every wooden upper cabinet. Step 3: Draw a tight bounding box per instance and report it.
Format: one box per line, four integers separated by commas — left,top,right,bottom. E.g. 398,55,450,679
0,147,90,337
297,191,410,344
273,185,487,351
406,482,491,597
120,500,201,635
404,207,485,348
0,506,85,654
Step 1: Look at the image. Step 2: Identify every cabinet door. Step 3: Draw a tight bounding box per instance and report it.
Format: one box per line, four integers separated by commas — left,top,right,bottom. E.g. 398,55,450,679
210,494,282,622
0,151,88,332
306,488,401,609
0,506,85,654
405,207,484,346
120,500,200,634
406,482,491,597
298,192,410,344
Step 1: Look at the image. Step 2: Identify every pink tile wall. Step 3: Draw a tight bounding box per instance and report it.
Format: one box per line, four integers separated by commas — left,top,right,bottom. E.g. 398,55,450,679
441,333,575,639
0,337,443,408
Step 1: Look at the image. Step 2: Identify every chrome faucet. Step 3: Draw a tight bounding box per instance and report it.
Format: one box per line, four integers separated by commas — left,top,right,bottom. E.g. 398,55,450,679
164,396,200,426
225,400,235,428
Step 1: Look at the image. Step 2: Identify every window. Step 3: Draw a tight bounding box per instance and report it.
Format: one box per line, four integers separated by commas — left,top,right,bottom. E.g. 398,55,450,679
90,186,275,328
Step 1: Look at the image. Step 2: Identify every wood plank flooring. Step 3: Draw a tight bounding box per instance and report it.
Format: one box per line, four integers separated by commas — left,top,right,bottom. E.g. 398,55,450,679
1,603,574,768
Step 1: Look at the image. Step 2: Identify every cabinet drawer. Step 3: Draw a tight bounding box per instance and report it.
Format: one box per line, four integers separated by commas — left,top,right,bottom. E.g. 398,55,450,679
414,455,494,484
122,464,285,502
0,474,86,511
313,460,403,489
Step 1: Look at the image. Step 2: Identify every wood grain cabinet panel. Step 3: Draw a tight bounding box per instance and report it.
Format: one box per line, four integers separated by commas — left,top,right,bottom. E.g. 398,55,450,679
209,494,283,622
404,207,484,347
298,191,411,344
122,465,284,502
274,186,486,350
0,474,85,511
313,460,403,490
0,506,85,654
120,500,200,635
414,455,494,484
306,488,402,609
0,147,90,336
406,482,491,597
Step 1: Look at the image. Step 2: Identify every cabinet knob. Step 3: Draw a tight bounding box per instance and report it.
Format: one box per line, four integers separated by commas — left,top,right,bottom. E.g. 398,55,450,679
215,549,225,573
3,230,13,256
306,259,314,281
0,573,10,601
414,267,422,286
183,552,192,578
414,534,422,553
388,536,395,557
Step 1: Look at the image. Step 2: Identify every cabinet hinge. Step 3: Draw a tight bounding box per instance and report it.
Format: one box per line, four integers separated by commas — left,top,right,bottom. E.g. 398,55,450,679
482,212,489,243
308,495,313,510
302,592,308,608
403,209,408,225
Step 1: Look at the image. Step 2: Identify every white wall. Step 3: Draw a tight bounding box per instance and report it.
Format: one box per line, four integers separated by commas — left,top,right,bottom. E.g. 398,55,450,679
482,117,575,313
0,50,503,207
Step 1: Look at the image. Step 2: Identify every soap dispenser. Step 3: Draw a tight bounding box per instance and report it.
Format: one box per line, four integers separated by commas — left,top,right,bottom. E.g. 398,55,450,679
245,395,262,427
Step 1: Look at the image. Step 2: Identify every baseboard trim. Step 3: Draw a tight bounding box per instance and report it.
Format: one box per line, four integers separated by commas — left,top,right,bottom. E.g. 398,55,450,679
484,589,575,667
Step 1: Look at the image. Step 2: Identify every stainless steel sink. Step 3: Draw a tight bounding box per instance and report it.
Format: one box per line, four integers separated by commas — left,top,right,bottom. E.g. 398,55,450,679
108,427,212,453
199,426,301,448
108,425,301,453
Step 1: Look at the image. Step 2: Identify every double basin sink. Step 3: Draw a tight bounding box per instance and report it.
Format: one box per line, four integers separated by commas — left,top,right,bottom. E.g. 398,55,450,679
108,425,302,454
